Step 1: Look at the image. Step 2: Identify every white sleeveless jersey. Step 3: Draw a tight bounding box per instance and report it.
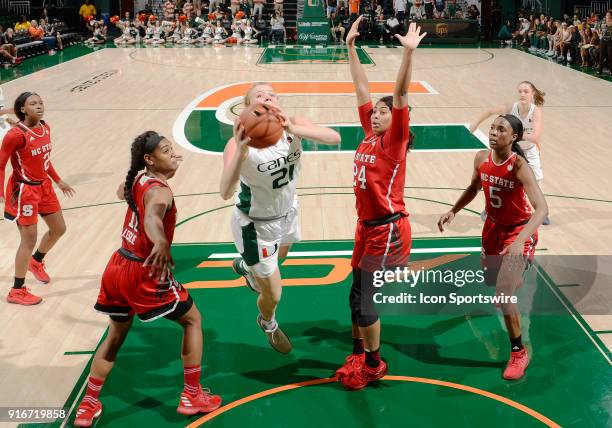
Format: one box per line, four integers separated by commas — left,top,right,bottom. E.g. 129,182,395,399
511,102,535,134
244,26,253,39
235,132,302,219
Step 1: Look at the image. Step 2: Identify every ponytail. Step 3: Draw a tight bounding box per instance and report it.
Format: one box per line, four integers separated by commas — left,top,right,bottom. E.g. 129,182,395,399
520,81,546,106
499,114,527,160
124,131,164,221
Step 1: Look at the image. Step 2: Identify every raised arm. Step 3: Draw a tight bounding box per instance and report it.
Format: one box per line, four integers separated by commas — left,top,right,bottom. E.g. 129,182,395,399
469,104,509,133
522,105,543,145
438,150,486,232
346,16,371,106
220,120,250,200
392,22,426,109
142,185,174,281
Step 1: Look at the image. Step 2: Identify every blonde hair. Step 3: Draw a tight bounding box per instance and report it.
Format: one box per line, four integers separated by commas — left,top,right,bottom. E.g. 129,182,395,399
244,82,272,106
520,81,546,106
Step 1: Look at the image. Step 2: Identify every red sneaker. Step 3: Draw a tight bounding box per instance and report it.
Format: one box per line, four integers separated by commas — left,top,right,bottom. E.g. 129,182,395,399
74,401,102,427
6,287,42,305
28,258,50,283
341,360,388,391
176,386,222,415
335,353,365,380
503,349,530,380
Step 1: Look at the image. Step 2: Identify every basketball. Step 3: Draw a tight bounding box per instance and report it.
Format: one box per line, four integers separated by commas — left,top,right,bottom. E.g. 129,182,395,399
239,103,284,149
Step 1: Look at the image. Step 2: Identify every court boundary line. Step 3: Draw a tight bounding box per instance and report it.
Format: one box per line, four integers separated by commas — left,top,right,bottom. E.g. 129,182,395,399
185,376,561,427
535,264,612,365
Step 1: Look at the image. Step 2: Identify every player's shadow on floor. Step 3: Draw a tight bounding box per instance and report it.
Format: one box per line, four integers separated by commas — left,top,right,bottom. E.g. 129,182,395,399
300,316,505,370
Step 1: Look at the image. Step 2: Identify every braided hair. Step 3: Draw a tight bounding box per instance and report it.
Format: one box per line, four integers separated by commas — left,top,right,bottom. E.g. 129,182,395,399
378,95,415,152
14,92,39,122
124,131,165,222
499,114,527,160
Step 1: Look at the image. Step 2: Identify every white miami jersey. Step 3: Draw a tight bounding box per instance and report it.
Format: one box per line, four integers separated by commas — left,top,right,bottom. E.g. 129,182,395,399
244,26,253,39
235,132,301,219
511,102,535,135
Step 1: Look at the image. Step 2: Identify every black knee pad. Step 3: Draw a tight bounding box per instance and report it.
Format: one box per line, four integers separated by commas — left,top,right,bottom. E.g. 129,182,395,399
349,268,379,327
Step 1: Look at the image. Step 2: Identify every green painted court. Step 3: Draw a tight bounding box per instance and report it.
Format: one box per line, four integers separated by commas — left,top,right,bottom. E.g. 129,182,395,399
22,237,611,427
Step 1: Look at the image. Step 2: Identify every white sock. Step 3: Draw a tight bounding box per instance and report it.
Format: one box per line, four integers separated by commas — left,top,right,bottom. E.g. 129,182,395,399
261,314,277,330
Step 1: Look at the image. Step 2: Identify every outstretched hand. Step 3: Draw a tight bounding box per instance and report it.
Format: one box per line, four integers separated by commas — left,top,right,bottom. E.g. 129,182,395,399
395,21,427,51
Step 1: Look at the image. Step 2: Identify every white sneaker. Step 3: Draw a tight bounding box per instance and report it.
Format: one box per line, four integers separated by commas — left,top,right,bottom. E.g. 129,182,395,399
232,258,260,293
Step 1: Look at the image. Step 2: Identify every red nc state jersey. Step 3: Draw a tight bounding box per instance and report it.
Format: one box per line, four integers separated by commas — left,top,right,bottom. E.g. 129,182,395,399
121,174,177,259
6,121,52,182
353,102,409,221
479,151,532,226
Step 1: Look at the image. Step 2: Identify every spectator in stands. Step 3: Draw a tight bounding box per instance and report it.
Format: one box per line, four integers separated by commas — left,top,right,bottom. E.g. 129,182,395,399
194,0,203,17
580,26,594,67
596,10,612,75
183,0,195,18
561,25,580,64
0,26,22,65
497,19,512,45
274,0,284,16
447,0,460,19
164,0,177,19
28,20,44,41
467,4,479,20
553,22,570,60
409,0,426,20
513,18,530,45
326,0,337,18
253,0,265,21
40,19,64,51
386,12,401,40
79,0,97,34
349,0,360,21
573,14,581,27
588,12,598,26
15,16,31,34
433,0,445,19
235,1,249,19
423,0,433,19
229,0,239,15
330,11,345,43
394,0,406,26
270,11,285,43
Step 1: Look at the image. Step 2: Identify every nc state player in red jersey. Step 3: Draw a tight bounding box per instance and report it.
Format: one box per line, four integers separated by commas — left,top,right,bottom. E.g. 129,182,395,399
0,92,75,306
73,132,221,427
438,115,548,381
335,17,425,391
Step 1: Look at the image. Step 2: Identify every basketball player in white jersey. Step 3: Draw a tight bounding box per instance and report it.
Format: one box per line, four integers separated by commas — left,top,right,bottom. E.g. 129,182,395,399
0,88,16,143
470,81,549,224
220,83,341,353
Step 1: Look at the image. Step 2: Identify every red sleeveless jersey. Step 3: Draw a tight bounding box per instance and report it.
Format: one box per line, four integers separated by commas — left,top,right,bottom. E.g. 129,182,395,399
479,151,532,226
121,174,177,259
353,102,410,221
5,121,52,182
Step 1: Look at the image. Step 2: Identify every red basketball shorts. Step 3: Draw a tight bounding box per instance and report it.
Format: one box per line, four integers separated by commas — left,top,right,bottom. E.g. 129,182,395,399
481,217,538,272
4,177,61,226
95,250,191,322
352,215,412,272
